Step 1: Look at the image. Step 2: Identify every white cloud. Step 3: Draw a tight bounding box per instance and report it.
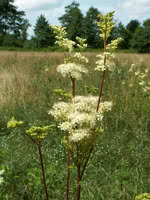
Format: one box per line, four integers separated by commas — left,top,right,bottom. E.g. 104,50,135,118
14,0,64,11
13,0,65,37
115,0,150,25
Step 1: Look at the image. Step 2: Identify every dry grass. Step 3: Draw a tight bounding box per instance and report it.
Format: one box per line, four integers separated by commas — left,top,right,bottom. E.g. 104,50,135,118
0,51,149,106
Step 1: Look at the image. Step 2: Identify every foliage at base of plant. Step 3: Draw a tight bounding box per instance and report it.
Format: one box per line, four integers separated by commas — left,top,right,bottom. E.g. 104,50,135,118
135,193,150,200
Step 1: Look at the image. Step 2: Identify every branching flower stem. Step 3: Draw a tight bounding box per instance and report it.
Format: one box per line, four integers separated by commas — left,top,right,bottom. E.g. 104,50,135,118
76,32,107,200
66,76,76,200
97,32,107,112
24,133,49,200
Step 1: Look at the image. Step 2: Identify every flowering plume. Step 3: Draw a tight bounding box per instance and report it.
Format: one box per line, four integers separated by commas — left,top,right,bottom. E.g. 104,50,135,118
95,11,122,72
97,11,115,40
52,25,89,80
49,96,112,146
52,25,75,52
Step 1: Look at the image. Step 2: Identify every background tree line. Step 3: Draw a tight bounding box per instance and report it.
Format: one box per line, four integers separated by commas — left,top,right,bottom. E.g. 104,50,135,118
1,0,150,52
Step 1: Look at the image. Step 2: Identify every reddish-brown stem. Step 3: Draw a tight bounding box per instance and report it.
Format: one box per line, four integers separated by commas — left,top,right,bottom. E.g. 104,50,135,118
71,77,76,97
96,71,105,112
96,32,107,112
24,134,49,200
37,144,49,200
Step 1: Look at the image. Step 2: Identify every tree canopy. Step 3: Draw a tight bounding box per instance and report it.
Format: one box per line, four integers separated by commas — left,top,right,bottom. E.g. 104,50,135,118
1,0,150,52
83,7,102,48
33,15,55,48
58,1,84,41
0,0,30,46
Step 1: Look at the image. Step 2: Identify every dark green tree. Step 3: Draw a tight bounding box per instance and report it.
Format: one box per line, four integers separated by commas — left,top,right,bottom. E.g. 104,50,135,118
126,19,140,33
143,19,150,28
83,7,102,48
116,22,131,49
0,0,30,46
58,1,84,41
34,15,55,48
131,20,150,53
0,0,25,36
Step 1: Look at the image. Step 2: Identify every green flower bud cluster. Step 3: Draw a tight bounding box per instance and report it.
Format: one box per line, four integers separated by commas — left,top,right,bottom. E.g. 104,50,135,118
51,25,75,53
76,36,87,50
26,125,54,142
95,11,122,72
7,117,23,128
53,89,72,100
135,193,150,200
97,11,115,40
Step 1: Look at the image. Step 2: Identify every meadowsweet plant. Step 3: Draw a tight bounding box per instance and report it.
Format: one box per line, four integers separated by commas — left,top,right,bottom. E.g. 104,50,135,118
7,118,54,200
25,125,55,200
50,17,115,199
95,11,122,111
52,25,88,74
52,25,89,200
49,96,112,200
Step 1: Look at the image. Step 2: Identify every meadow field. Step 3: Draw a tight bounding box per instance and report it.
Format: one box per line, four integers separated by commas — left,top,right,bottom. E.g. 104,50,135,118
0,51,150,200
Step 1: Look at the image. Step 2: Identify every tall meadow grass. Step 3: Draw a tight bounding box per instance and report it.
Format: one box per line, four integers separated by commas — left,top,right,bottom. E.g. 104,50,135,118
0,51,150,199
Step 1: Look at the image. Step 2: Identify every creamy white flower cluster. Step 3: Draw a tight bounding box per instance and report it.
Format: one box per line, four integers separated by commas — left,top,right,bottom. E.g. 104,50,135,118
49,96,112,143
129,63,150,92
52,25,89,80
64,52,88,65
106,38,123,51
52,26,87,53
57,63,88,80
95,52,116,72
0,170,4,184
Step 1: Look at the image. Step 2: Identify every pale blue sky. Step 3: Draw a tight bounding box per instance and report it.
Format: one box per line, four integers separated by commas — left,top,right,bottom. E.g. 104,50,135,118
14,0,150,37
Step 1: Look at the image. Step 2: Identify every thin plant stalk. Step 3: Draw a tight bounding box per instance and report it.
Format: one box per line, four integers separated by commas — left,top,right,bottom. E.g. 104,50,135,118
80,146,93,180
25,134,49,200
37,144,49,200
76,165,81,200
66,77,76,200
76,32,107,200
66,151,70,200
71,77,76,97
97,32,107,112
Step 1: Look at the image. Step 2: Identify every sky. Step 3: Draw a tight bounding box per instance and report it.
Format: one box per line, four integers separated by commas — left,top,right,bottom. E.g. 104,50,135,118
13,0,150,37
